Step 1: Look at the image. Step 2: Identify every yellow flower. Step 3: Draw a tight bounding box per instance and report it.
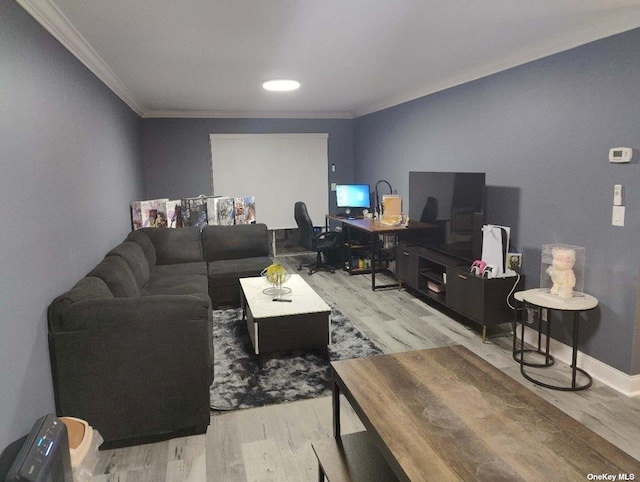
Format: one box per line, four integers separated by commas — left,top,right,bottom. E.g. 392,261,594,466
265,264,287,285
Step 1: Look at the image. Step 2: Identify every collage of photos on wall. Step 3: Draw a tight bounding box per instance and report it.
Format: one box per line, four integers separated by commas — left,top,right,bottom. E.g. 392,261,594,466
131,195,256,230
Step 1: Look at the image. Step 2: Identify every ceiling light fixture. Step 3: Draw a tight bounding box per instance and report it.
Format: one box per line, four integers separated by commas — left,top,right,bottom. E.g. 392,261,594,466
262,79,300,92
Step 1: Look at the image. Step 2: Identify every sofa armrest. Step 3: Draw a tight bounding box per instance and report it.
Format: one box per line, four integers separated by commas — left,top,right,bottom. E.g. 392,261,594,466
48,295,212,445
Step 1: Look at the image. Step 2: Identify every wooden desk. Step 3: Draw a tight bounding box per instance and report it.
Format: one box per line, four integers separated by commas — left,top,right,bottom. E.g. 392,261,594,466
332,346,640,481
335,217,410,290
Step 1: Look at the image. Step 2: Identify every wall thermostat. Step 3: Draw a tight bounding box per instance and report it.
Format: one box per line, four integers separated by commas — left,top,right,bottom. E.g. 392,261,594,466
609,147,633,163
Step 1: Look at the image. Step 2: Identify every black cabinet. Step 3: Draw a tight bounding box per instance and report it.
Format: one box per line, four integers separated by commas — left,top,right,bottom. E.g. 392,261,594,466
395,247,419,288
446,268,485,321
395,243,523,341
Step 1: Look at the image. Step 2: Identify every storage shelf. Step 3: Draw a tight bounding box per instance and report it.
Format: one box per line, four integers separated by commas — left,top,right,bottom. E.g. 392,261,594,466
415,287,446,304
419,269,444,284
396,242,524,333
344,243,370,249
347,267,389,275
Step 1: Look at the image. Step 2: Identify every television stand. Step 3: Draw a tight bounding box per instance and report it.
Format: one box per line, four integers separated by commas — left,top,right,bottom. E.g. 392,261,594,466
395,242,523,342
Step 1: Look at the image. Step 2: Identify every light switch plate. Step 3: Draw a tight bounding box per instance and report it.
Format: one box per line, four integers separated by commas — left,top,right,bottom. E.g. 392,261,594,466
612,205,625,226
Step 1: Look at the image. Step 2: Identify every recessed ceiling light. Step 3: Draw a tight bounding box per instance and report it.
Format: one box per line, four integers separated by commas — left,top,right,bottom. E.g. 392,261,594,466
262,79,300,92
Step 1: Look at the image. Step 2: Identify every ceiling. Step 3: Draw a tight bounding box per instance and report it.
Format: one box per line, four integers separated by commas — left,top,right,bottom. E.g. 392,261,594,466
18,0,640,118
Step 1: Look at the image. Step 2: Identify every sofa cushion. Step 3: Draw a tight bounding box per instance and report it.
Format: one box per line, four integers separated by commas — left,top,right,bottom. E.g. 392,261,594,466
207,256,273,286
88,256,140,298
107,242,150,288
151,262,207,277
125,230,157,267
48,277,114,331
138,227,203,265
202,224,269,261
141,274,208,297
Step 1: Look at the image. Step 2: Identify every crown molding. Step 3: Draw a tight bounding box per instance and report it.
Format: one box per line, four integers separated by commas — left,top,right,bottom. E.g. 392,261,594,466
143,110,353,119
19,0,640,121
354,8,640,118
16,0,146,117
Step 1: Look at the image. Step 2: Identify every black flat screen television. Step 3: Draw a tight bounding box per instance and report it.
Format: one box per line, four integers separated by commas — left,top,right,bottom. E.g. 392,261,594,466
408,172,485,262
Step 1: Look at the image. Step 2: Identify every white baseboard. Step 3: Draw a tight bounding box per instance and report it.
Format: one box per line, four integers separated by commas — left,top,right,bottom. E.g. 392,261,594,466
519,326,640,397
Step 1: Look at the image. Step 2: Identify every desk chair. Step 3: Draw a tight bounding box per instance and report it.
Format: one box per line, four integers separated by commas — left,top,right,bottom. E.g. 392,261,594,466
294,202,341,275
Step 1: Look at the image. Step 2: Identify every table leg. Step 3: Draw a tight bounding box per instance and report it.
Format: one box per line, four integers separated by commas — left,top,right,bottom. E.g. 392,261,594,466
512,298,525,358
519,311,526,373
572,312,579,389
332,378,341,438
545,309,552,365
519,307,591,391
371,231,376,291
346,224,352,274
536,307,542,349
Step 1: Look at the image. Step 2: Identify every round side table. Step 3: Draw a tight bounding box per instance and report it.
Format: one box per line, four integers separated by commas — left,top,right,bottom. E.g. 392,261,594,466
513,289,598,391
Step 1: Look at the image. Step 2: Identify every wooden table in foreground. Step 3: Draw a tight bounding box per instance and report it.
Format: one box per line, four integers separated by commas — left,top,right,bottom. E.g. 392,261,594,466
331,346,640,481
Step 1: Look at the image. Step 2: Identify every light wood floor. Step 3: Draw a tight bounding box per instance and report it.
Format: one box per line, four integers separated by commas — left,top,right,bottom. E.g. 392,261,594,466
94,254,640,481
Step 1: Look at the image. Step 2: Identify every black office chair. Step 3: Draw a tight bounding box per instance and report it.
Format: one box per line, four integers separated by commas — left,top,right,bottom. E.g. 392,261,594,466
420,196,438,223
294,202,341,275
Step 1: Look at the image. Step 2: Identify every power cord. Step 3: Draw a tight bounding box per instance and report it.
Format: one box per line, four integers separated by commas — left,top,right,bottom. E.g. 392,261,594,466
506,273,522,311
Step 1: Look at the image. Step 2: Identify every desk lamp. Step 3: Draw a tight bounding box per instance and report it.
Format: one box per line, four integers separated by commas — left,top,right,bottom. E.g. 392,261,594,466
375,180,393,219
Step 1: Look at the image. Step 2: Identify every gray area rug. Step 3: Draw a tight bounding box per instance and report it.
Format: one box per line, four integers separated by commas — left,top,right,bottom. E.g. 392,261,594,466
210,304,382,410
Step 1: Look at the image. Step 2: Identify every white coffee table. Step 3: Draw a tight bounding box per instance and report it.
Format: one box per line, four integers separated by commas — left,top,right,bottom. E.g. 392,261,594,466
239,274,332,366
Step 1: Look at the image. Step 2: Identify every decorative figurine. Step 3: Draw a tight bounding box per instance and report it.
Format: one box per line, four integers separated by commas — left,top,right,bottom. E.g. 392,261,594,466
546,246,576,298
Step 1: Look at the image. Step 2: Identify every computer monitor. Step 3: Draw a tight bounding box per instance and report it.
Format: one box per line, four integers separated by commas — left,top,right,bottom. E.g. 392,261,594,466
336,184,371,210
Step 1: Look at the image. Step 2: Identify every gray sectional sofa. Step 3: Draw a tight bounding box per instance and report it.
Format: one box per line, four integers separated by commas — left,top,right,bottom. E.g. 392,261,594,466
47,224,271,448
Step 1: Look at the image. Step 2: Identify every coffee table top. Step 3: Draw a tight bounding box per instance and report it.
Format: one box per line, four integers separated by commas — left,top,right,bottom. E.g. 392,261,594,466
239,274,331,319
332,345,640,481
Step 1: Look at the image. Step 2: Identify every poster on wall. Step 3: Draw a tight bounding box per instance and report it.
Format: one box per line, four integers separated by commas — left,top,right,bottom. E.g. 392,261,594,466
232,196,257,224
166,200,181,228
131,199,168,230
188,197,208,228
217,197,235,225
131,201,143,230
244,196,256,224
206,197,220,225
180,199,192,226
234,197,246,225
131,195,254,229
155,201,168,227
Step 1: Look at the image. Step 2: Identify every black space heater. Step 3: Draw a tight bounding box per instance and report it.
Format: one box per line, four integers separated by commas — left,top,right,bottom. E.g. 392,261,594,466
0,414,72,482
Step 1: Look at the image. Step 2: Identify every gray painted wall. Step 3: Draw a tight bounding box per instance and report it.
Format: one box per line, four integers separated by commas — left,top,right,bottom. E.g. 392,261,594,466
354,28,640,374
142,118,354,215
0,2,145,449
